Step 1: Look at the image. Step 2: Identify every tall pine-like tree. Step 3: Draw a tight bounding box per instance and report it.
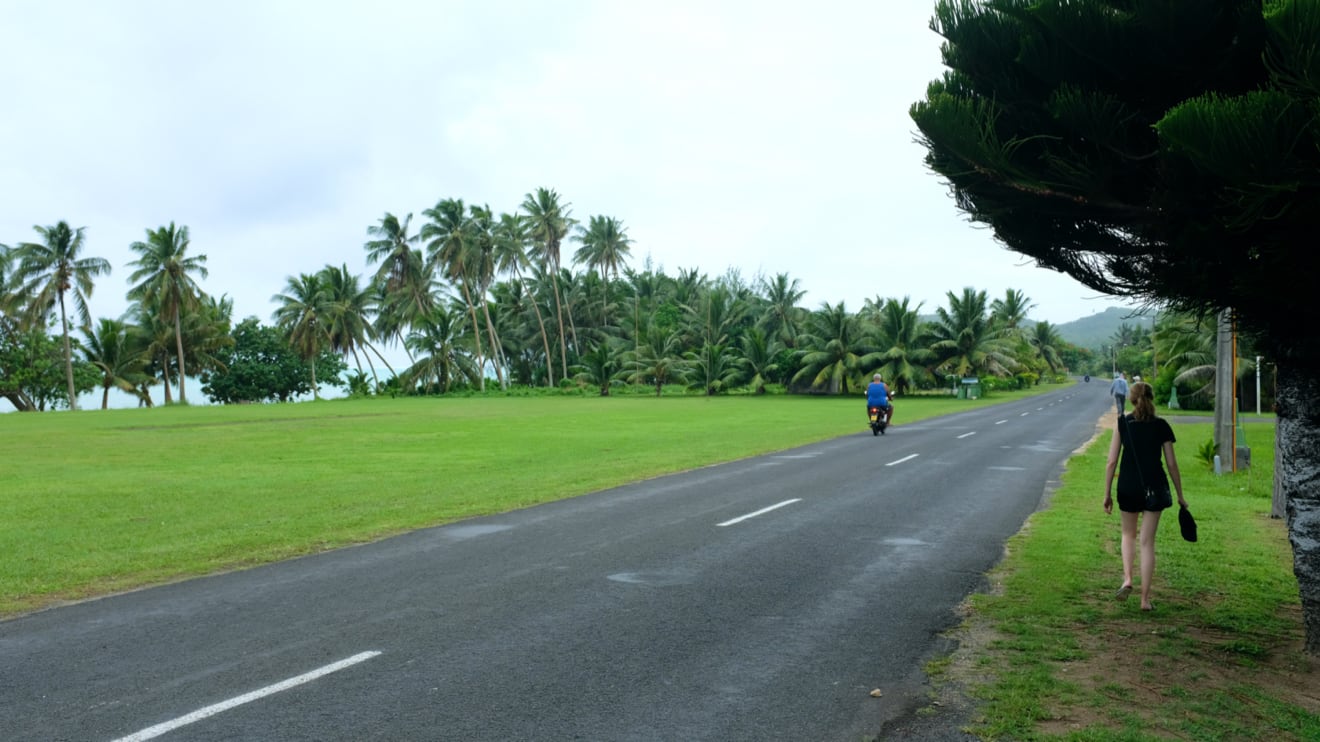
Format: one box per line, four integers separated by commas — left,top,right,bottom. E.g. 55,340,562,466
911,0,1320,652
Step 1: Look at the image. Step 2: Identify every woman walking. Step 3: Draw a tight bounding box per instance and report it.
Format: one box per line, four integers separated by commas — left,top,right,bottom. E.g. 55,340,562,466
1103,381,1187,611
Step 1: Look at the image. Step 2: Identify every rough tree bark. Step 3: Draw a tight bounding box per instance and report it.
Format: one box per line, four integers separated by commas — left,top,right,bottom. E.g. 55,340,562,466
1276,363,1320,654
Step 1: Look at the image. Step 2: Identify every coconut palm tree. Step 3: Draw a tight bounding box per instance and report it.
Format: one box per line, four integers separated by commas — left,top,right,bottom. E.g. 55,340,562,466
81,317,150,409
859,296,933,395
990,289,1035,337
422,197,489,391
466,204,508,388
573,339,626,396
738,326,784,394
402,304,478,394
572,214,633,331
495,211,555,386
318,264,395,387
1028,320,1066,375
757,272,807,347
686,341,740,396
272,272,332,399
627,324,685,396
126,222,207,404
364,212,432,347
792,302,865,395
928,287,1018,379
522,187,574,381
12,221,112,410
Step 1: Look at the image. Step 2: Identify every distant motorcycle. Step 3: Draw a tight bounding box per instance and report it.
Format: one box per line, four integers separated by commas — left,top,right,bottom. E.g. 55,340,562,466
1084,374,1091,383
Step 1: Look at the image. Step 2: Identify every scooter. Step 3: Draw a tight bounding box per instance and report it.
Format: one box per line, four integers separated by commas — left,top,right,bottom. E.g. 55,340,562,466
867,404,891,435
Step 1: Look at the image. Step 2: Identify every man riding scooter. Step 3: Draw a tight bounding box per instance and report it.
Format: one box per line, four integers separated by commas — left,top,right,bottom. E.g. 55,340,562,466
866,373,893,427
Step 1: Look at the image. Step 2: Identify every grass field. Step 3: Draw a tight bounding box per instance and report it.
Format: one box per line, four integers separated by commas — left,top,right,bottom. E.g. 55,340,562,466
5,385,1311,739
929,415,1318,740
2,388,1021,617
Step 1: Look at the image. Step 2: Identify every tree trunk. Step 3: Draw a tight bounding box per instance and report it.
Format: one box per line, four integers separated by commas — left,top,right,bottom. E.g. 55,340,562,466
59,293,76,411
550,270,569,382
480,297,506,390
2,391,33,411
311,355,319,400
1277,362,1320,654
102,383,110,410
460,281,486,392
161,354,174,405
526,279,554,386
174,307,188,404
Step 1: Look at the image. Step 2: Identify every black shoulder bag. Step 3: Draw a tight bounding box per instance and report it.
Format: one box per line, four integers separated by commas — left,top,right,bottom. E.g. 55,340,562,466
1122,415,1173,512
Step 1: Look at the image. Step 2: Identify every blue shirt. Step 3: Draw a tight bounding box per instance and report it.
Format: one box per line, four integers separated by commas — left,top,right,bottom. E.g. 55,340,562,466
867,382,890,407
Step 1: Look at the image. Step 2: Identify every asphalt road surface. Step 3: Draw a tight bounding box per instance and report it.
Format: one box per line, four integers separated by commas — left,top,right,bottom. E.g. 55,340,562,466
2,382,1112,741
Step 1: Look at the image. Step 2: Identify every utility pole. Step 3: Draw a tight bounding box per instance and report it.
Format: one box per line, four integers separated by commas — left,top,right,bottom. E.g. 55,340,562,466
1213,309,1237,471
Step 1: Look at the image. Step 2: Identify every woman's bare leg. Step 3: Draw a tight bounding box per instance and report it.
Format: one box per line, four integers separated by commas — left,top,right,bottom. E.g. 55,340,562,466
1120,511,1139,591
1139,510,1163,609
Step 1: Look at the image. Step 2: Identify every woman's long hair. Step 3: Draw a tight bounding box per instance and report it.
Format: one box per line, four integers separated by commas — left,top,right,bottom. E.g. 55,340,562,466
1129,381,1157,421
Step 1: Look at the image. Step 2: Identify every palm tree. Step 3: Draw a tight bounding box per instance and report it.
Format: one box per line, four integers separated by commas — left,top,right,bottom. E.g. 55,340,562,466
624,264,669,352
1028,320,1066,375
466,204,508,388
422,198,489,391
522,187,574,382
572,215,633,331
127,222,208,404
319,264,394,387
990,289,1035,336
859,296,933,395
12,221,112,410
686,341,740,396
928,287,1018,379
364,212,432,347
573,339,626,396
758,272,807,346
495,211,555,386
402,304,478,394
81,317,150,409
792,302,864,395
272,272,332,399
627,325,685,396
738,326,784,394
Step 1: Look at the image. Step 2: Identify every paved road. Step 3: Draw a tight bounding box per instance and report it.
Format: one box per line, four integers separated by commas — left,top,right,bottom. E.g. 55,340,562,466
1,383,1112,741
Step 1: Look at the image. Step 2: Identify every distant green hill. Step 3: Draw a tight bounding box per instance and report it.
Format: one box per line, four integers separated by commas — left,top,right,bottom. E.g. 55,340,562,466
1052,306,1155,349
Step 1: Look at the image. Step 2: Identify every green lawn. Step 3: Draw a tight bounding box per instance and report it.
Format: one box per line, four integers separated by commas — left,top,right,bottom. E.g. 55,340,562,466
2,388,1036,616
6,385,1310,740
932,415,1316,740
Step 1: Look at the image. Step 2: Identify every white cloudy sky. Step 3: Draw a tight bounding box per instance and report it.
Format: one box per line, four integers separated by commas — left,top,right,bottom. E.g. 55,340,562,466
2,0,1132,343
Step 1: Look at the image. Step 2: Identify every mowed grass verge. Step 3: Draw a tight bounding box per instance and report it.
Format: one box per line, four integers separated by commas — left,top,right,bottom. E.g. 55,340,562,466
2,388,1049,617
935,417,1318,740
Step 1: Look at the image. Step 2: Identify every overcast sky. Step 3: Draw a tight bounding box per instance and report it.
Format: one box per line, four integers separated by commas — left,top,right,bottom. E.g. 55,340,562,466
2,1,1134,349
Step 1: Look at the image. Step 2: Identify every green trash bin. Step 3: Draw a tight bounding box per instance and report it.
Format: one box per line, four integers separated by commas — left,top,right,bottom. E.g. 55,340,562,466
959,377,981,399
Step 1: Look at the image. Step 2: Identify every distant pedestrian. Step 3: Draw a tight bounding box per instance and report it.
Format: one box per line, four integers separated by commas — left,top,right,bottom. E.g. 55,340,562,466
1109,372,1128,415
1103,381,1187,611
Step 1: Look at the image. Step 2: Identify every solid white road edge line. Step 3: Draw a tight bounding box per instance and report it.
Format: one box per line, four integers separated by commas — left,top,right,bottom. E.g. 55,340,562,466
717,499,802,527
111,651,382,742
886,454,919,467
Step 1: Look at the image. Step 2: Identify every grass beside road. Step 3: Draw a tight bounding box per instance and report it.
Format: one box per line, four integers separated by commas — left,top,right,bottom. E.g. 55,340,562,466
930,416,1318,740
6,384,1311,740
1,387,1030,618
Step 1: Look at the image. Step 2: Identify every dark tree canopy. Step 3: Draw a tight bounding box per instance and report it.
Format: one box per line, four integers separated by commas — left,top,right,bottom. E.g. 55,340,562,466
200,318,346,404
912,0,1320,653
910,0,1319,365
